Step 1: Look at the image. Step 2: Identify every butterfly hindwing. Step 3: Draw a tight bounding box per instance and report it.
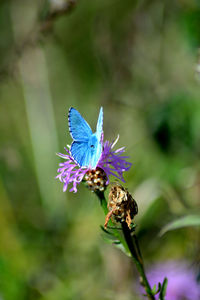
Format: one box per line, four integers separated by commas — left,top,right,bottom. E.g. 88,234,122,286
70,141,90,167
68,107,92,141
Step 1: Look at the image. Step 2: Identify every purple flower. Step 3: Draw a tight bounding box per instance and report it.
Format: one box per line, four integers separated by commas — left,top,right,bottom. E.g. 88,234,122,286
145,261,200,300
98,136,132,183
56,136,132,192
56,148,88,192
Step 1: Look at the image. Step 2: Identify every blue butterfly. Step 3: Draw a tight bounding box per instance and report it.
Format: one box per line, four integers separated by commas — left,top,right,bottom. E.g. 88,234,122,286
68,107,103,169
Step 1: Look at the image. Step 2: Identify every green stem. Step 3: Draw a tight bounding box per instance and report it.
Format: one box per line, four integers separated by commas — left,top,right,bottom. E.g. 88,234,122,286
121,222,155,300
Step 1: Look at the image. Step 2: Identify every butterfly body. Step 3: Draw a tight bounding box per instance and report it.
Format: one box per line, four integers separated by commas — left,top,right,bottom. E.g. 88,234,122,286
68,107,103,169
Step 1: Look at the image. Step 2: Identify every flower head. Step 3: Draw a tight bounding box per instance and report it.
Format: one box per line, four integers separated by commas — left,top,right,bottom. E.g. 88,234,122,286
144,261,200,300
56,136,132,193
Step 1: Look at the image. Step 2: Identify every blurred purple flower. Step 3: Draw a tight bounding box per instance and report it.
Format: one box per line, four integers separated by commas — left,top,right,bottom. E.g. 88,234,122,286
145,261,200,300
56,136,132,192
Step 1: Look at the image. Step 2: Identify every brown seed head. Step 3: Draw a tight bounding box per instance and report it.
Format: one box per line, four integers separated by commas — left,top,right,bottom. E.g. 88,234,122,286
105,183,138,228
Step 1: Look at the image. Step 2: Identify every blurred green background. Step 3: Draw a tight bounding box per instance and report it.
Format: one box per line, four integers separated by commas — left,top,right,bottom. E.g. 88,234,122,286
0,0,200,299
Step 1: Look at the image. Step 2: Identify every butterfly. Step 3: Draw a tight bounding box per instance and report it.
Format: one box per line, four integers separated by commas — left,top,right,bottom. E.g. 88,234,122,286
68,107,103,169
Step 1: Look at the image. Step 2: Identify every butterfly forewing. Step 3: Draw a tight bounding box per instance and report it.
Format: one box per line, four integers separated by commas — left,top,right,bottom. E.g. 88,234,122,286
68,107,92,141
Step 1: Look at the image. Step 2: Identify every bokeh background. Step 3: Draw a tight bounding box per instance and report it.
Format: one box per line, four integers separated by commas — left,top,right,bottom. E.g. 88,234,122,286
0,0,200,299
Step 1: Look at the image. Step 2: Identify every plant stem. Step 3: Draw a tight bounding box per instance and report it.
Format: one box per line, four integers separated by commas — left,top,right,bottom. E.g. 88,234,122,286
121,222,155,300
96,190,155,300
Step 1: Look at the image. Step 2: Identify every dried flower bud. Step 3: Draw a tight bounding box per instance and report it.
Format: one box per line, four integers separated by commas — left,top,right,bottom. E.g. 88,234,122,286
84,167,108,192
105,183,138,228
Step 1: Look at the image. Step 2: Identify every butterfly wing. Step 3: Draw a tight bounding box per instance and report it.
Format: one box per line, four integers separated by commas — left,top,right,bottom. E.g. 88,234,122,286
70,141,91,167
89,135,102,169
70,136,102,169
86,107,103,168
95,107,103,140
68,107,92,141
